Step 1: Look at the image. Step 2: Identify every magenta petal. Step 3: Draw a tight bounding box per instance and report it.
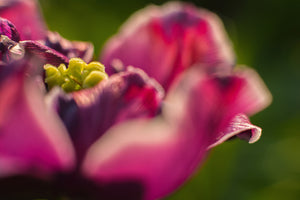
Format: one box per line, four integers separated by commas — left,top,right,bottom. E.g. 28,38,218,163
0,18,23,62
81,68,267,200
82,120,184,200
21,40,69,66
101,2,234,90
0,0,47,40
53,67,164,158
0,36,68,67
0,62,75,177
81,66,271,199
0,17,20,42
189,67,271,148
223,67,272,116
208,114,262,149
0,24,23,63
43,31,94,62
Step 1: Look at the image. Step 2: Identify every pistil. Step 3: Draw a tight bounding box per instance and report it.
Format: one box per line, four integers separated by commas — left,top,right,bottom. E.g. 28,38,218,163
44,58,108,92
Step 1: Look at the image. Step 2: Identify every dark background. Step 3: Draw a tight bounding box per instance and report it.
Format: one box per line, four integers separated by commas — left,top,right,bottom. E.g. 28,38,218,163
39,0,300,199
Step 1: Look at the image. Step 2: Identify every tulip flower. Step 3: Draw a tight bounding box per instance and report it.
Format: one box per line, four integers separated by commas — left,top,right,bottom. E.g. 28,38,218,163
0,1,271,200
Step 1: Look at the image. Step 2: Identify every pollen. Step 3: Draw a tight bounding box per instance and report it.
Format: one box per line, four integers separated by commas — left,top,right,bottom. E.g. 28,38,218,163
44,58,108,93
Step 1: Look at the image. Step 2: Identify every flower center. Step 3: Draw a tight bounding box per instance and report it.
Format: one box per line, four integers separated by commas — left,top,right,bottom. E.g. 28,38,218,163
44,58,108,92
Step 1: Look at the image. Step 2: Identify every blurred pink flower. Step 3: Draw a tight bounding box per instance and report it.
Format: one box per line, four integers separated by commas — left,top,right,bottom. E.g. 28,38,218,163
101,2,235,90
0,1,271,200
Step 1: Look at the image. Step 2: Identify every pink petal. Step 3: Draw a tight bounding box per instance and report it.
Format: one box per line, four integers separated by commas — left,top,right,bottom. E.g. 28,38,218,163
81,66,269,200
52,67,164,159
82,120,192,200
206,67,271,148
0,0,47,40
0,62,75,177
229,67,272,116
101,2,234,90
208,114,262,149
21,40,69,66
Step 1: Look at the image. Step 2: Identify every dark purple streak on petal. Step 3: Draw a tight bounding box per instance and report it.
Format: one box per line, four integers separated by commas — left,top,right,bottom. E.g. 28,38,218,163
0,173,143,200
0,18,23,62
43,31,94,62
21,40,69,66
53,67,164,160
0,17,20,42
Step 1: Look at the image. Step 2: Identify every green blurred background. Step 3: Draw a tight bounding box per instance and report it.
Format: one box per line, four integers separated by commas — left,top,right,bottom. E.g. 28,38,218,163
39,0,300,199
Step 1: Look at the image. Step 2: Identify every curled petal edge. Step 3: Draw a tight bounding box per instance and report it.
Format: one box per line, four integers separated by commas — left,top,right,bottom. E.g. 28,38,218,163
208,113,262,149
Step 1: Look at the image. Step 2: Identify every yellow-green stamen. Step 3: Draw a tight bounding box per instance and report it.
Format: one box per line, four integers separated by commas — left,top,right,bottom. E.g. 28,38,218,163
44,58,108,93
